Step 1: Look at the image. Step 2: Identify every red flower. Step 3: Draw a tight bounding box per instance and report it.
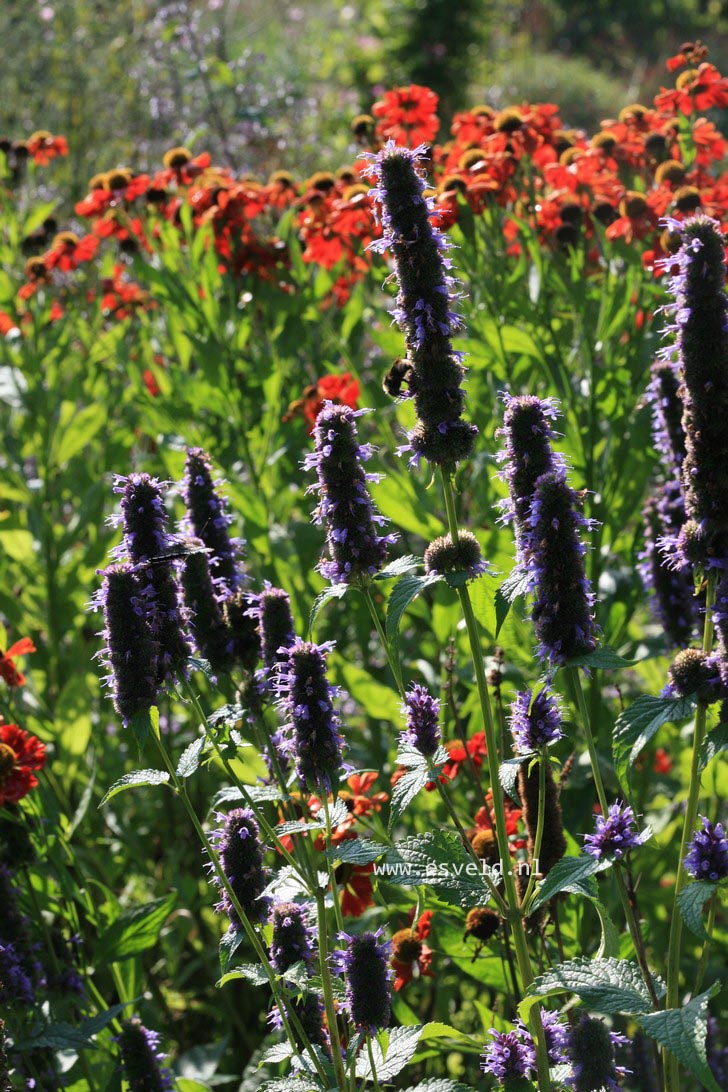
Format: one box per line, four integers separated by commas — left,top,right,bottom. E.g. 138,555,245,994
372,85,440,148
441,731,487,782
653,748,673,774
283,372,360,431
0,723,46,806
0,638,36,687
26,131,68,165
391,910,434,990
337,858,375,918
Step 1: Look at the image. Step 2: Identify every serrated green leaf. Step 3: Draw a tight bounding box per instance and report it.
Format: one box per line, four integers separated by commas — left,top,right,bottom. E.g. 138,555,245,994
219,925,245,975
308,582,349,634
218,962,269,988
637,984,721,1092
189,656,214,681
529,957,665,1014
500,755,532,802
386,573,442,650
677,881,718,941
327,838,388,865
95,893,177,964
375,555,422,580
383,831,493,909
586,896,621,960
389,766,432,831
129,706,159,749
208,703,247,729
259,1041,295,1066
529,854,609,911
566,646,637,670
356,1025,423,1080
700,722,728,770
495,569,531,637
98,768,170,807
401,1081,474,1092
613,694,695,797
79,1002,132,1037
177,736,205,778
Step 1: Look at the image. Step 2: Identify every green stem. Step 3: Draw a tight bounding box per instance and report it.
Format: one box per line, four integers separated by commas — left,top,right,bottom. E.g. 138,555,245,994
366,1034,382,1092
439,471,552,1091
315,887,349,1090
664,571,717,1092
153,735,328,1084
362,584,405,699
322,793,346,936
692,894,717,998
521,753,547,912
565,667,609,817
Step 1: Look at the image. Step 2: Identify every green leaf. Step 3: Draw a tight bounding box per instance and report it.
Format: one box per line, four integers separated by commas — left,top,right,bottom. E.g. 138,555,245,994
98,768,170,807
383,831,494,909
308,582,349,634
189,656,214,681
259,1042,295,1066
386,573,442,651
529,957,665,1014
51,403,107,467
218,963,269,989
700,722,728,771
566,646,637,670
331,661,402,724
499,755,532,802
327,838,388,865
177,736,205,778
208,704,247,729
677,881,718,941
613,694,695,796
80,1002,132,1037
176,1081,213,1092
636,984,721,1092
96,893,177,964
389,766,431,830
356,1025,423,1080
586,896,621,960
375,555,422,580
529,854,609,911
495,569,531,637
128,706,159,750
401,1082,474,1092
219,925,245,975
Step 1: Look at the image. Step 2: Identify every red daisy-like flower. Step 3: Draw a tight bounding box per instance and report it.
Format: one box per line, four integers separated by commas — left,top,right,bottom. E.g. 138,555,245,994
372,84,440,148
0,723,46,806
0,638,36,688
283,372,361,432
391,909,434,991
336,848,375,918
441,730,488,781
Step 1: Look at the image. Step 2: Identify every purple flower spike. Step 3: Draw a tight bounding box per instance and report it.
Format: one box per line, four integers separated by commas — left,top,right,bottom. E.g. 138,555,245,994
209,807,271,927
183,448,244,599
362,141,476,470
639,484,698,649
481,1028,535,1083
583,802,649,861
515,1010,570,1066
646,360,686,474
684,816,728,882
401,683,441,757
247,583,296,684
525,469,597,664
0,942,34,1004
336,930,392,1032
275,640,343,792
116,1017,174,1092
658,215,728,565
566,1015,630,1091
181,542,234,675
270,902,316,975
509,685,564,753
495,393,566,566
97,564,159,725
305,402,396,584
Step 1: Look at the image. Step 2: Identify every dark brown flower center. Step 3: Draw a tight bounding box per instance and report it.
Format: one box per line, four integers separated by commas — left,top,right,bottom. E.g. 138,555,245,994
0,743,17,778
391,929,422,963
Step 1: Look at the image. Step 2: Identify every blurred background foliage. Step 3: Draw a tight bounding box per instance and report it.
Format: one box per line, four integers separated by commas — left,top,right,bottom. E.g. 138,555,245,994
2,0,728,201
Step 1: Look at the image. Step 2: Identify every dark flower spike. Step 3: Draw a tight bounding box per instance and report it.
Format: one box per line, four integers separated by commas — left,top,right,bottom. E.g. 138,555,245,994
335,929,392,1032
423,530,488,580
182,448,244,599
509,685,564,753
96,564,159,725
566,1015,630,1091
481,1028,536,1083
495,393,566,566
116,1017,174,1092
275,639,343,792
684,816,728,881
112,473,191,684
247,583,296,684
209,807,271,927
361,140,477,469
583,801,650,860
182,542,234,675
222,591,261,673
304,402,396,583
401,683,441,757
645,360,686,474
0,942,34,1004
664,647,722,702
525,469,598,664
270,902,316,975
658,215,728,563
639,486,697,648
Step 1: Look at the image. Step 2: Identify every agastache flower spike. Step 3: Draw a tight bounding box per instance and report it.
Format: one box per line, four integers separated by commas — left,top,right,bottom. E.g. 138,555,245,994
182,448,244,598
116,1017,174,1092
222,591,261,673
481,1029,535,1083
248,583,296,684
509,685,564,753
304,402,396,583
97,564,159,725
566,1015,629,1091
400,683,441,757
209,807,271,927
114,474,191,684
524,469,597,664
639,486,697,648
362,141,477,469
659,215,728,564
495,393,565,566
684,816,728,881
583,802,649,860
646,360,686,473
268,903,331,1058
276,639,343,792
335,930,392,1032
181,543,234,675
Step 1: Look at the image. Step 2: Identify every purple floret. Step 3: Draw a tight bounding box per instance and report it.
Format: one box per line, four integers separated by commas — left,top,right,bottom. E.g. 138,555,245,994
275,639,343,792
401,683,441,757
584,802,649,861
684,816,728,882
509,685,564,753
481,1028,536,1083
